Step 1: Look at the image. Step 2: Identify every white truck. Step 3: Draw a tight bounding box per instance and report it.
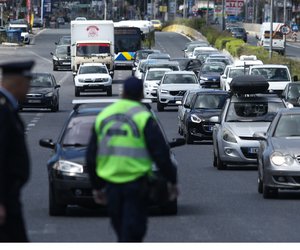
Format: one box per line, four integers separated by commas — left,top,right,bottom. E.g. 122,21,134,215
8,23,30,44
257,22,286,55
70,20,114,77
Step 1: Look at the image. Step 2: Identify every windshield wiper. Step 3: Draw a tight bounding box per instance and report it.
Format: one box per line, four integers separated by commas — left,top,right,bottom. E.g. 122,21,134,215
62,143,87,147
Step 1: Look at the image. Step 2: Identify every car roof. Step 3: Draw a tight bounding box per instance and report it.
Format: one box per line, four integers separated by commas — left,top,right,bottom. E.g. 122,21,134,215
277,107,300,115
148,68,172,72
194,47,216,51
164,71,196,75
230,94,284,103
250,64,289,69
190,89,229,94
80,63,106,67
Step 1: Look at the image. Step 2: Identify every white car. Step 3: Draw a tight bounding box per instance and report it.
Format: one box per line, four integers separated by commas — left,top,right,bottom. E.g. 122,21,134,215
234,55,263,67
249,64,292,94
220,66,249,91
9,24,30,44
189,47,218,59
134,59,147,80
74,63,112,97
157,71,200,111
143,68,172,100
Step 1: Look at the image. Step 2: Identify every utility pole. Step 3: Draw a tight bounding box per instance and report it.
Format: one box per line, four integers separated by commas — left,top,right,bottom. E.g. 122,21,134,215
183,0,187,18
0,4,3,27
269,0,273,59
206,0,209,25
104,0,107,20
221,0,225,30
283,0,287,23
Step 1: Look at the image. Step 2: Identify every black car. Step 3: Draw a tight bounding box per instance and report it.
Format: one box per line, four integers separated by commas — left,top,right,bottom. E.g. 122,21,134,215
282,82,300,107
230,27,247,42
39,100,184,216
55,35,71,45
51,45,71,71
178,89,229,144
20,73,60,112
198,62,226,88
170,58,202,75
33,18,43,28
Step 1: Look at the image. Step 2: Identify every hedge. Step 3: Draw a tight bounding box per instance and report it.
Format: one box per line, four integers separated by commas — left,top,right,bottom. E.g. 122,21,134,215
225,39,245,57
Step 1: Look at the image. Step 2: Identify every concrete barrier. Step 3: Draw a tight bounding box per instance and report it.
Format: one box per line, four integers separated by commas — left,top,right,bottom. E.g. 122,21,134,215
162,24,208,42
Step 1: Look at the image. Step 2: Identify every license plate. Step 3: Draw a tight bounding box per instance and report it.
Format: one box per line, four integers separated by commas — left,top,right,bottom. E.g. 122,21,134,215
248,147,259,154
28,99,41,103
62,62,71,65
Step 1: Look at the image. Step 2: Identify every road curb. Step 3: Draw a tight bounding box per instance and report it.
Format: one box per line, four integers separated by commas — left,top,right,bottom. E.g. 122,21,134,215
162,24,208,42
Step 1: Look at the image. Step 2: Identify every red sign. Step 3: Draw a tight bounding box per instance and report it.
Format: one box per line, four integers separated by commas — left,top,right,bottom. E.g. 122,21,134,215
226,0,244,15
26,0,31,24
86,26,99,38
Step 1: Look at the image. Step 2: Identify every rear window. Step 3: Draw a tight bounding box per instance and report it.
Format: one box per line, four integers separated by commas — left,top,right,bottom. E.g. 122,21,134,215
146,71,168,81
163,74,197,84
193,94,228,109
274,114,300,137
251,68,290,81
79,66,107,74
31,75,53,87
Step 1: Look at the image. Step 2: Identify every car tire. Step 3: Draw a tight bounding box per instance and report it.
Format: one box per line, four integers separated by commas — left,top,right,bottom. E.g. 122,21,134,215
51,101,59,112
178,126,183,136
157,101,165,112
185,131,194,144
160,199,178,215
49,184,66,216
258,177,263,194
213,151,217,167
216,147,226,170
75,87,81,97
107,86,112,96
53,65,57,71
263,185,278,199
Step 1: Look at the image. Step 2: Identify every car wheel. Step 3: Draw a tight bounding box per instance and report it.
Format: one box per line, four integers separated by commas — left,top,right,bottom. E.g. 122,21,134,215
160,199,177,215
216,147,226,170
178,126,183,136
75,87,80,97
51,101,59,112
49,184,66,216
53,65,57,71
258,176,263,194
263,185,278,199
213,150,217,167
185,131,194,144
107,86,112,96
157,101,165,112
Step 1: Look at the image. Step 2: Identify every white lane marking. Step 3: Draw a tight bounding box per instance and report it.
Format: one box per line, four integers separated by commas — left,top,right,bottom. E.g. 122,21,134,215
57,72,71,85
28,223,56,235
25,113,43,134
29,51,52,64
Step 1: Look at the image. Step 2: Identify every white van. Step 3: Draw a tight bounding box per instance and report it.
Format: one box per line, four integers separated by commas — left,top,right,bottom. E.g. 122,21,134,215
257,22,286,55
249,64,292,93
9,23,30,44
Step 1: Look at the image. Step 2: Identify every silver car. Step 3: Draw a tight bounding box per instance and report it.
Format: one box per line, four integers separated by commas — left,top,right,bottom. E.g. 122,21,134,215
157,71,200,112
256,108,300,198
213,93,287,170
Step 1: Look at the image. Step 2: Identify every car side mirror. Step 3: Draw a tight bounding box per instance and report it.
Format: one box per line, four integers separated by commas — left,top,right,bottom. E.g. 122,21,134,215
50,52,54,55
169,138,186,148
252,132,267,141
183,104,190,108
209,116,220,123
39,138,55,149
293,75,298,81
55,85,61,89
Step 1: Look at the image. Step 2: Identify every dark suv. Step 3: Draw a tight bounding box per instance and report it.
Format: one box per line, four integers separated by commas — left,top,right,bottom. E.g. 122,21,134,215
230,27,248,42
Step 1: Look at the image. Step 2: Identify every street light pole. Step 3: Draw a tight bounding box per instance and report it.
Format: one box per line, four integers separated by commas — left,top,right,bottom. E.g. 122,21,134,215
283,0,287,24
206,0,209,25
104,0,107,20
221,0,225,30
269,0,273,59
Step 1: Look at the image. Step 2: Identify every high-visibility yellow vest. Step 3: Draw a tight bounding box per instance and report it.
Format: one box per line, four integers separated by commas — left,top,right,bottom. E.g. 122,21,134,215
94,99,153,183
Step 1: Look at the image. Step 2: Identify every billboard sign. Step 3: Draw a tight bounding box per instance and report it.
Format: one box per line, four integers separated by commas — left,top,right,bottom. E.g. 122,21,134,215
226,0,244,15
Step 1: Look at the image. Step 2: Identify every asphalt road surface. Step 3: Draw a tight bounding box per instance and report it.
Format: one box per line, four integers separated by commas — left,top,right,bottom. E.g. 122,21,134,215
2,27,300,242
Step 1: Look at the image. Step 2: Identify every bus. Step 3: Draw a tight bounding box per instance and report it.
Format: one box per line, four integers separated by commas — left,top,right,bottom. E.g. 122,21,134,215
114,21,155,69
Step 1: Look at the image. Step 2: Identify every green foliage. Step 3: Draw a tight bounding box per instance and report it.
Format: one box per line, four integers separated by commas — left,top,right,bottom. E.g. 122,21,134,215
215,37,236,50
225,39,245,57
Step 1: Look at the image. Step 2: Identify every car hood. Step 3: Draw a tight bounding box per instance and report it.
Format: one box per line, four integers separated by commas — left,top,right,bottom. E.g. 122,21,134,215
28,87,53,94
59,147,87,165
145,80,160,85
160,84,200,91
56,55,71,60
225,122,270,137
271,138,300,155
191,109,222,119
76,73,110,79
201,73,221,79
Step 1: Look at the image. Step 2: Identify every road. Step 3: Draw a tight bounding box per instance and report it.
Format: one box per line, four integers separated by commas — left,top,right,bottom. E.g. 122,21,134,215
2,27,300,242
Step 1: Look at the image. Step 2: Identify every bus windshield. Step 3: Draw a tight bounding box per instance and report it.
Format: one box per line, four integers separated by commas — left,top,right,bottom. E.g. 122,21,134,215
114,27,142,53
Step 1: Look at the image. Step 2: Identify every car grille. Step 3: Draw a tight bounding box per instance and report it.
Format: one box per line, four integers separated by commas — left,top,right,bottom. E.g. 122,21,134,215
27,93,43,98
241,147,258,159
84,78,106,83
297,155,300,164
169,90,186,96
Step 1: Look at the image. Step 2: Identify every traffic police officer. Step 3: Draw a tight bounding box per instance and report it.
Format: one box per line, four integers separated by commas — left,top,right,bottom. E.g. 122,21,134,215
86,76,178,242
0,60,34,242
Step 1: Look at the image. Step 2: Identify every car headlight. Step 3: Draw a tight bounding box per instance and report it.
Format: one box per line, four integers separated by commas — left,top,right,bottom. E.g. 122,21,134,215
53,160,83,173
78,78,85,83
222,129,237,143
270,152,294,166
45,92,53,97
200,76,208,81
53,56,58,61
160,89,169,94
191,114,202,123
286,102,294,108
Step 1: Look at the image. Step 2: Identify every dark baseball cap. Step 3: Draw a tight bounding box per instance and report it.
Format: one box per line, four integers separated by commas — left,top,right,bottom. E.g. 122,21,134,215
123,76,143,99
0,60,35,78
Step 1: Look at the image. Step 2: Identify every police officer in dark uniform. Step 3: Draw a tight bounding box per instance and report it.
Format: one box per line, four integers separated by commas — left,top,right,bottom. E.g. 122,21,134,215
86,76,178,242
0,60,35,242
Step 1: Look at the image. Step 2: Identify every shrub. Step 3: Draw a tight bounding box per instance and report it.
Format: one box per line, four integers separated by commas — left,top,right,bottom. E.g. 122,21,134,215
215,37,236,50
226,39,245,57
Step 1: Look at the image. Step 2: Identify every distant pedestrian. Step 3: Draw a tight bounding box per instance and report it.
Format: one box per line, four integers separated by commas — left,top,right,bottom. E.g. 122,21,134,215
0,60,35,242
86,76,178,242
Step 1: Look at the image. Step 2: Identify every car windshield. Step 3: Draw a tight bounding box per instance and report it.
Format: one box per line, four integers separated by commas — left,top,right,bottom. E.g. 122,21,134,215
229,68,249,78
194,49,216,57
207,58,231,65
58,37,71,45
193,94,228,109
79,66,107,74
287,85,300,99
187,44,205,52
146,70,168,80
163,74,197,84
56,46,70,56
231,28,245,33
251,68,289,81
274,114,300,137
136,51,154,60
201,64,225,74
62,115,96,146
226,102,284,122
31,75,53,87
